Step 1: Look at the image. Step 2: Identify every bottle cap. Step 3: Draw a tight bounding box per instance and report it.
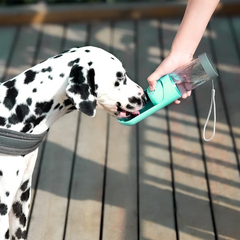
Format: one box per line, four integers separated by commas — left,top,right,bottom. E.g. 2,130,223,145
198,53,218,79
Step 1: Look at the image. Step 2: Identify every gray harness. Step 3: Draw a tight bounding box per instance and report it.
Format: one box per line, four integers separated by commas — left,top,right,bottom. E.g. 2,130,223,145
0,128,48,156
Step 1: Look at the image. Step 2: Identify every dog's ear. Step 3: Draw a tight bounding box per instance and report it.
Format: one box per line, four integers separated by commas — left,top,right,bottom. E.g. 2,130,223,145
66,65,97,117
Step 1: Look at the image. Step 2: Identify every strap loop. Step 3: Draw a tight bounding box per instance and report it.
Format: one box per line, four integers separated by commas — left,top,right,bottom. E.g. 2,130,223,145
203,80,216,141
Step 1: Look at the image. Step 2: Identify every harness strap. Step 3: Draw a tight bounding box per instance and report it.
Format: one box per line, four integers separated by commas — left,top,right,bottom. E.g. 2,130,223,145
0,128,48,156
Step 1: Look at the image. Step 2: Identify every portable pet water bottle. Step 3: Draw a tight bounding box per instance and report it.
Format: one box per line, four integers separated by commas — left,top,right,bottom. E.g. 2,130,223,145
118,53,218,141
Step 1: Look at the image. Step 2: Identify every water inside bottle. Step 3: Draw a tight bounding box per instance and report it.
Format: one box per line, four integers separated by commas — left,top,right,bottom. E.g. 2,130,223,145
170,59,211,95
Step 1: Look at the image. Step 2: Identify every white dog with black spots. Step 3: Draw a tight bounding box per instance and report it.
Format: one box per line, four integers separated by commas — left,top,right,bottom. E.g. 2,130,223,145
0,46,147,240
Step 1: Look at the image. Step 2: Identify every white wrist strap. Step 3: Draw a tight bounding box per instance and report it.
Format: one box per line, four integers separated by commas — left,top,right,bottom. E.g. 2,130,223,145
203,80,216,141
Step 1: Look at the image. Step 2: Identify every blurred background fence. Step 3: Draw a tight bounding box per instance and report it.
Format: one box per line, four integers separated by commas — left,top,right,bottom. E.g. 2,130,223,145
0,0,173,4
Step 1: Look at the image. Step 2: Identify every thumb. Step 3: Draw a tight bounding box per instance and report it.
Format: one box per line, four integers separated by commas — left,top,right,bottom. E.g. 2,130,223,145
147,66,165,91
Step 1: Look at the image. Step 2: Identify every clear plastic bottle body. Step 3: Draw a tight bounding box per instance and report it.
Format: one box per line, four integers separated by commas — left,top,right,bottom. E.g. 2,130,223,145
170,58,212,95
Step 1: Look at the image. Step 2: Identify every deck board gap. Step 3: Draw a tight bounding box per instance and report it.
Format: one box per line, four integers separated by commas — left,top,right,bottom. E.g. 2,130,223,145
99,115,110,240
166,106,179,240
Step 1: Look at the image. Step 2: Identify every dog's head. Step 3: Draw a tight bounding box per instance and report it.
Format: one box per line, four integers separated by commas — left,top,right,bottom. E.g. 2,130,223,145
66,46,147,119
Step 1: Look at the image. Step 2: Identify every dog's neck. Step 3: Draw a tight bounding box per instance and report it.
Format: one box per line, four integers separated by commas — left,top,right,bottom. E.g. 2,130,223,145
0,69,77,135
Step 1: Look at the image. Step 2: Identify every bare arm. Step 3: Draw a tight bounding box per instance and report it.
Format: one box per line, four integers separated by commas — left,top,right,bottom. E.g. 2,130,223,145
148,0,220,103
171,0,220,57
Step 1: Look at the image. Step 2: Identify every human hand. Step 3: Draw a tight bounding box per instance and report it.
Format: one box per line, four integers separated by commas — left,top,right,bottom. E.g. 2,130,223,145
147,52,192,104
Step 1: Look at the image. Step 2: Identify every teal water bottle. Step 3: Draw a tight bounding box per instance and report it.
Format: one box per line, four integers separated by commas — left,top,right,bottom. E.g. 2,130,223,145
118,53,218,126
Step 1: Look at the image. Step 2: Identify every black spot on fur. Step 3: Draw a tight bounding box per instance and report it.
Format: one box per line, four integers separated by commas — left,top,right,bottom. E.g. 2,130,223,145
27,98,32,106
15,228,22,239
6,124,11,128
8,114,20,125
25,115,45,128
60,73,64,78
111,57,115,60
117,106,122,112
21,124,32,133
21,188,30,202
53,54,63,59
41,66,52,73
69,84,89,100
117,102,121,107
0,170,2,176
12,236,16,240
69,65,85,85
35,100,54,115
16,170,19,176
70,50,76,53
21,180,29,191
48,75,53,80
128,96,141,106
116,72,123,78
115,81,120,87
87,68,96,97
68,58,80,67
63,99,72,107
0,117,6,126
5,229,9,239
79,100,96,116
3,87,18,110
24,70,37,84
12,202,22,218
88,61,93,66
59,106,63,110
6,192,10,197
124,78,127,85
126,104,134,110
0,203,8,215
3,79,16,88
54,103,60,110
85,49,90,52
16,104,29,122
32,88,37,93
20,214,27,227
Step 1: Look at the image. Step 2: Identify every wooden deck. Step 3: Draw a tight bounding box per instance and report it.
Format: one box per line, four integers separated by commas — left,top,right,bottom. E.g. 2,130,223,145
1,17,240,240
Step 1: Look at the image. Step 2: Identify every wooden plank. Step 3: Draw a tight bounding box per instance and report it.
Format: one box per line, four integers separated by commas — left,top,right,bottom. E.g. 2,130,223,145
0,26,16,81
27,24,78,240
102,21,138,240
137,20,176,240
194,17,240,240
64,22,110,240
162,19,215,240
0,2,239,26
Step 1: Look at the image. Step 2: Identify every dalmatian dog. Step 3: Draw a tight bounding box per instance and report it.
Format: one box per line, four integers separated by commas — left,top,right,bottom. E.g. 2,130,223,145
0,46,147,240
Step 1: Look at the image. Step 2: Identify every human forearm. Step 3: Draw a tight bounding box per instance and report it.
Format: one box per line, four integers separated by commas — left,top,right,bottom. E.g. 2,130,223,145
171,0,220,58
